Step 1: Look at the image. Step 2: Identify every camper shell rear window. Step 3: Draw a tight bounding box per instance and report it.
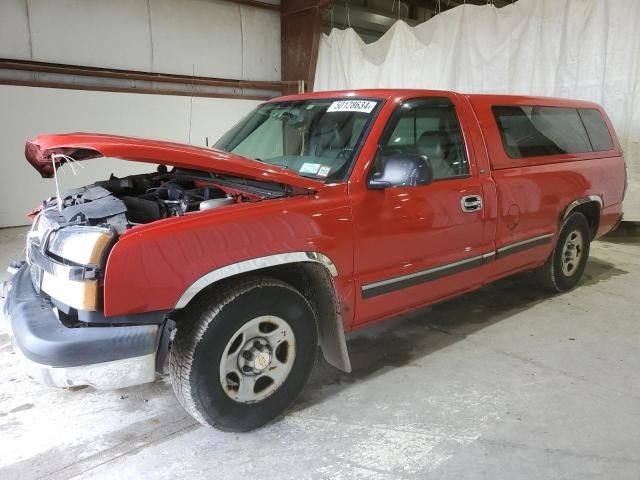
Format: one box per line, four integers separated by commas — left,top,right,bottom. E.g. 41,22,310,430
492,105,614,159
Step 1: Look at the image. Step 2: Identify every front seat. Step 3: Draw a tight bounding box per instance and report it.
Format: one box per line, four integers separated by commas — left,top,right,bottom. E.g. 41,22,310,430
416,131,456,179
307,114,350,158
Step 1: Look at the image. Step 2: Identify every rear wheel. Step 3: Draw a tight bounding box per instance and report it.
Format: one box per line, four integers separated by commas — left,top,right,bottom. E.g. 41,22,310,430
169,277,318,431
536,212,591,292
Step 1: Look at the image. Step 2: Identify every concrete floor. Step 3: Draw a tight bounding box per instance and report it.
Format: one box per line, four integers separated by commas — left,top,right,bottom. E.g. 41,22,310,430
1,226,639,479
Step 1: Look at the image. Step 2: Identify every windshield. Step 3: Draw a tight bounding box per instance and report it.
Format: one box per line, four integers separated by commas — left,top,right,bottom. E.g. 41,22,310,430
214,98,380,181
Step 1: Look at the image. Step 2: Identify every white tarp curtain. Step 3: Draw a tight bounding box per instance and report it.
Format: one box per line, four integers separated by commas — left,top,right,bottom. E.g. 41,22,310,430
314,0,640,220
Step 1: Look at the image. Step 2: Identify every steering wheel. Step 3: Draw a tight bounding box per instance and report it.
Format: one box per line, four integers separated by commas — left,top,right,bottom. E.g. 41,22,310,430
336,147,354,160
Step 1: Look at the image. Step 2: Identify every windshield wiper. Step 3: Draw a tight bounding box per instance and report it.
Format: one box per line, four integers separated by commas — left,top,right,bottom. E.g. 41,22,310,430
170,172,285,198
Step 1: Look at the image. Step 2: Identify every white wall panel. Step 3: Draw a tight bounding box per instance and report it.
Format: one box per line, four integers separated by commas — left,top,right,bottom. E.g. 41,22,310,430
149,0,242,78
240,5,281,81
0,0,31,59
28,0,153,71
0,85,261,227
0,0,280,81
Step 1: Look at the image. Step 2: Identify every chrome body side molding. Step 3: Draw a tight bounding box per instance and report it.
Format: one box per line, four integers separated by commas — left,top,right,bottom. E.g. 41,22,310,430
495,233,555,258
361,253,489,299
361,232,556,299
174,252,339,309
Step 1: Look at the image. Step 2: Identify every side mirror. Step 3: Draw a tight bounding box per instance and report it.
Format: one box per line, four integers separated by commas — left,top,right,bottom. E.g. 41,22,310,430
368,152,434,189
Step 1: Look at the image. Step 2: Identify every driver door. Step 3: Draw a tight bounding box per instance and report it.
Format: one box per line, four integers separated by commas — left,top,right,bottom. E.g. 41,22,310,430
351,96,494,326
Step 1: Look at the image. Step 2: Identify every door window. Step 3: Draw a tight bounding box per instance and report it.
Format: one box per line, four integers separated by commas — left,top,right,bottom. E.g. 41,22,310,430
381,101,469,180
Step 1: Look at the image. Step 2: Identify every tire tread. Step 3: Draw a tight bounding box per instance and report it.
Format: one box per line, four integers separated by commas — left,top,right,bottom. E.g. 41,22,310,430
536,212,590,292
169,276,312,429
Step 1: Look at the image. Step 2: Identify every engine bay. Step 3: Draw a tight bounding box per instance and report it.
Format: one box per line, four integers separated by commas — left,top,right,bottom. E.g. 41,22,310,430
37,168,255,233
96,169,239,224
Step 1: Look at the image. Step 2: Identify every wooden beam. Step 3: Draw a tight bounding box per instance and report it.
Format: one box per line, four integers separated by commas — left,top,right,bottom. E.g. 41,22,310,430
0,59,291,100
281,0,331,94
0,59,289,91
0,79,274,101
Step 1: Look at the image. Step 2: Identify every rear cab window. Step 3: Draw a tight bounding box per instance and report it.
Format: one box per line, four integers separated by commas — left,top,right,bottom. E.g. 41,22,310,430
492,105,615,161
579,108,614,152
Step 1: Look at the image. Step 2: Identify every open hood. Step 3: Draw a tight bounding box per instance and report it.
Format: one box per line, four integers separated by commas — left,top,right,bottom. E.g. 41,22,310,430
25,133,322,192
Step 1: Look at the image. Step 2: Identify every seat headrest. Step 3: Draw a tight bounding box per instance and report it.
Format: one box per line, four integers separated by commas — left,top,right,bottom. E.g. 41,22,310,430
417,131,453,160
309,114,350,150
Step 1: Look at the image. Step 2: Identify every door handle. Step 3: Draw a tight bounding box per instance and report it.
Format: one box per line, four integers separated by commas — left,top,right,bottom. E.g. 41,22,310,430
461,195,483,212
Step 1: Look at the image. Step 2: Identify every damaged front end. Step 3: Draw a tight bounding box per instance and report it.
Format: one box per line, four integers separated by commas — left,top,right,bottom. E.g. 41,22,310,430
20,132,313,312
27,198,116,312
4,133,319,391
7,170,269,390
2,263,160,390
4,181,170,389
27,169,248,310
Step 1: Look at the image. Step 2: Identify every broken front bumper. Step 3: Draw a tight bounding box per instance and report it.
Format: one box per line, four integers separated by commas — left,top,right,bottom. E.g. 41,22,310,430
1,265,159,390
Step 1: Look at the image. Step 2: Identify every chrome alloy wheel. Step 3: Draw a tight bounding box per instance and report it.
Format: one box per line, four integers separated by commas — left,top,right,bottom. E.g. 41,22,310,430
219,315,296,403
561,230,584,277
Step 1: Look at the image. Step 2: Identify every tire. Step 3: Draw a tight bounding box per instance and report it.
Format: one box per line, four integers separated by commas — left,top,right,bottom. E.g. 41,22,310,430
169,277,318,432
536,212,591,292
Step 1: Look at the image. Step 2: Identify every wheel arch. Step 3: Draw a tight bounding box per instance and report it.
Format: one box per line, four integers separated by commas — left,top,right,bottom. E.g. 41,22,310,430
562,195,602,240
173,252,351,373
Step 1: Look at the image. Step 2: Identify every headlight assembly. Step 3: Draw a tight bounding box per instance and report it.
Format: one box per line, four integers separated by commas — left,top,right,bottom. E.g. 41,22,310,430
47,226,116,267
41,272,99,311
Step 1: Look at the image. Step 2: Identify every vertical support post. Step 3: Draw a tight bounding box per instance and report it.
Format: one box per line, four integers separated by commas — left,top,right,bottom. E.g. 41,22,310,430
281,0,331,94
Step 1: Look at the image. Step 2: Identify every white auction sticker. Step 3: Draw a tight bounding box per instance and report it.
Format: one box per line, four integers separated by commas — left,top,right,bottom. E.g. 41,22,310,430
299,162,321,174
327,100,377,113
317,165,332,177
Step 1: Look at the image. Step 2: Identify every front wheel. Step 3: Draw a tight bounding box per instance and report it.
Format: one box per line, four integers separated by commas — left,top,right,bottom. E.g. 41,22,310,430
536,212,591,292
169,277,318,431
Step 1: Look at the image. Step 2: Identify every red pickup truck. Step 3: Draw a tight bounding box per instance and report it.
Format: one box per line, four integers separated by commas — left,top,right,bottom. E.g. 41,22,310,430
1,90,626,431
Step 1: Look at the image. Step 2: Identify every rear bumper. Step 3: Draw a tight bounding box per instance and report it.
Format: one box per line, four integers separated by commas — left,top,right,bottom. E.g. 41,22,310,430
1,265,159,390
